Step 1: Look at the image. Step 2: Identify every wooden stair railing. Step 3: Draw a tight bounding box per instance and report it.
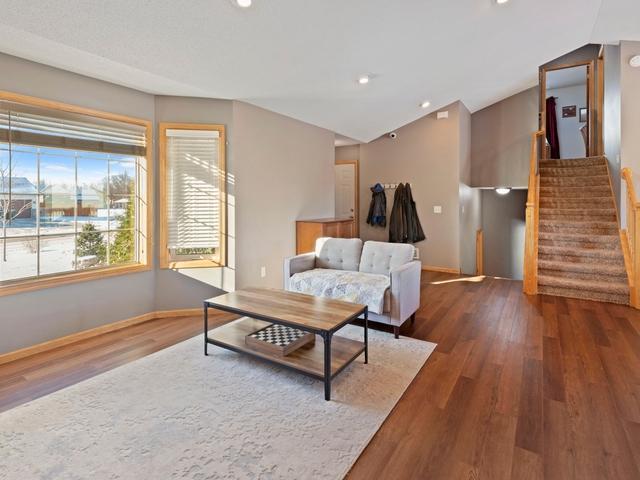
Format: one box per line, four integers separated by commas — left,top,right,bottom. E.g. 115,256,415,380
523,130,545,295
621,168,640,307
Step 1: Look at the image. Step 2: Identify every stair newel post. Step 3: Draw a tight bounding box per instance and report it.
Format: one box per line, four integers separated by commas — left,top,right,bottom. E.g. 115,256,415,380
524,130,544,295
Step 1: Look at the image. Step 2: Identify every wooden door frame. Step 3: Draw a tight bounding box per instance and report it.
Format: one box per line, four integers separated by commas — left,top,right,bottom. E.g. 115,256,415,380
335,159,359,237
539,60,601,159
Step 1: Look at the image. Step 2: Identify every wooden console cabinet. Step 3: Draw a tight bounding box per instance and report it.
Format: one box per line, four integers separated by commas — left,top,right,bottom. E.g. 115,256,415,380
296,218,355,254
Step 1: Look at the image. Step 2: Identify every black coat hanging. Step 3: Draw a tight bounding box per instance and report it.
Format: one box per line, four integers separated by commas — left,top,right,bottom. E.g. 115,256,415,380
389,183,425,243
366,183,387,227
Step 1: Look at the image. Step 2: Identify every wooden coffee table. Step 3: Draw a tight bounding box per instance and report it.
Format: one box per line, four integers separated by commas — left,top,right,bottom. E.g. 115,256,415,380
203,287,368,400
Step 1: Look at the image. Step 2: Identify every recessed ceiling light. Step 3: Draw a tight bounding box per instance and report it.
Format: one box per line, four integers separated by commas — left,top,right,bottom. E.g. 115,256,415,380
358,75,370,85
495,187,511,195
420,101,431,109
496,0,509,4
236,0,252,7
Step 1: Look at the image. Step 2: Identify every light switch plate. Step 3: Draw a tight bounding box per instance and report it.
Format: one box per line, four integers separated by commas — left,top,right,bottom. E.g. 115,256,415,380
437,111,449,120
260,266,267,278
433,205,442,214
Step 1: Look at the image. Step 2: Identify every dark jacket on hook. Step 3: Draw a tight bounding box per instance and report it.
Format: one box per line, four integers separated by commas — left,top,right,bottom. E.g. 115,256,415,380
389,183,425,244
366,183,387,227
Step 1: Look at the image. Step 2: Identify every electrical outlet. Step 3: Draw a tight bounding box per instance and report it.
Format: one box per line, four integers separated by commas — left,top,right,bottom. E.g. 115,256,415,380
433,205,442,214
260,266,267,278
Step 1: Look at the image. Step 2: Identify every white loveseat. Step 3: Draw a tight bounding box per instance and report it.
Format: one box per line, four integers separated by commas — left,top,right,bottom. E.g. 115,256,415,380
283,237,421,338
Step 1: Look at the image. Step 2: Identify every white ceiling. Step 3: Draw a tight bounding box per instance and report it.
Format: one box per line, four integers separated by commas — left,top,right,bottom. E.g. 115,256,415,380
0,0,638,143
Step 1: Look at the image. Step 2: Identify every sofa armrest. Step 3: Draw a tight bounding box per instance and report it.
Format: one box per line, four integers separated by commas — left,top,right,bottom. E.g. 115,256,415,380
283,253,316,289
389,260,421,324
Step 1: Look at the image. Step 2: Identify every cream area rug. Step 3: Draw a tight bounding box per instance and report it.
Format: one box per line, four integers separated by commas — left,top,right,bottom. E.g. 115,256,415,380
0,325,435,480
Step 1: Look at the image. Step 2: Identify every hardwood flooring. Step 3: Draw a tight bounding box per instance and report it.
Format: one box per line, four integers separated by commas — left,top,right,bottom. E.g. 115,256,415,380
1,272,640,479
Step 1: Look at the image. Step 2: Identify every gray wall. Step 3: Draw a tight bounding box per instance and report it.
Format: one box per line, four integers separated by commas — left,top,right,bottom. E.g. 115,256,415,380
541,44,601,70
232,101,335,289
359,102,464,271
471,87,538,188
335,145,360,161
458,103,482,275
621,40,640,227
0,54,336,354
481,189,527,280
603,44,621,208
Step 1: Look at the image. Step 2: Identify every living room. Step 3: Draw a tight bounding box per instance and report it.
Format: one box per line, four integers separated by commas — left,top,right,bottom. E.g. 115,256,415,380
1,1,640,479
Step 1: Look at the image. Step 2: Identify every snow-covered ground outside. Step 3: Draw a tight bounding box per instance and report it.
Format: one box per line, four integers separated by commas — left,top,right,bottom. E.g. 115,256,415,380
0,215,130,282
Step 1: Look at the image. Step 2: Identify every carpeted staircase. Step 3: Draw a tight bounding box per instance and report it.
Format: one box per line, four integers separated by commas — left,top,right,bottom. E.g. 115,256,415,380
537,156,630,304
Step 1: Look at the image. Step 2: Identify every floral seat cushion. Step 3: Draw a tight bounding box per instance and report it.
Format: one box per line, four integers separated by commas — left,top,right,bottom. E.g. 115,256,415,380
289,268,390,315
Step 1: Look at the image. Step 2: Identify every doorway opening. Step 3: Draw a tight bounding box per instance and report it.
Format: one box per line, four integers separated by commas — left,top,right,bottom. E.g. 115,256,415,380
545,65,589,159
334,160,359,236
542,64,590,159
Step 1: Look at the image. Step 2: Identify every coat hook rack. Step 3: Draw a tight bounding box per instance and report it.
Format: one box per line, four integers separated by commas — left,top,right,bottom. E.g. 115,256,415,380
371,183,411,190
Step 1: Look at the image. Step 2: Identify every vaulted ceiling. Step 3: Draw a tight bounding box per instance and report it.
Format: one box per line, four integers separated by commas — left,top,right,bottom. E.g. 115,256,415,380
0,0,638,143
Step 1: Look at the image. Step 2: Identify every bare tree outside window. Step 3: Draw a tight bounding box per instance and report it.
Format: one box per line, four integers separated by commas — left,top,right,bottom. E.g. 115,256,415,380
0,157,34,262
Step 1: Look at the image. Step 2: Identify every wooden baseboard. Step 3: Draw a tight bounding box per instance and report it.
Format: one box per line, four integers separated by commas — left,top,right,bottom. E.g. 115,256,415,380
422,265,461,275
0,308,204,366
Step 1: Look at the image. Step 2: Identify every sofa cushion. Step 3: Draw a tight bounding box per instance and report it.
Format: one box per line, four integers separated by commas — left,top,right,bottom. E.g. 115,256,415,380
288,268,390,314
315,237,362,271
359,241,415,276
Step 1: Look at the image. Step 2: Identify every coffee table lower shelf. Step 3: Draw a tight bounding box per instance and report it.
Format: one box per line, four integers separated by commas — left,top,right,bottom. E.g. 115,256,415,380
206,317,366,382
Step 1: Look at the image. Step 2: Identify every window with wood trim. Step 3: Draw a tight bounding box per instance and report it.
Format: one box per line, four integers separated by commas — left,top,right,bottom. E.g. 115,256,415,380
0,93,151,295
159,123,225,268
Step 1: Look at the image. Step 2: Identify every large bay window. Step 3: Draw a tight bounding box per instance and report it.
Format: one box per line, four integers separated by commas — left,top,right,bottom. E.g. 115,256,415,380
159,123,226,268
0,93,151,295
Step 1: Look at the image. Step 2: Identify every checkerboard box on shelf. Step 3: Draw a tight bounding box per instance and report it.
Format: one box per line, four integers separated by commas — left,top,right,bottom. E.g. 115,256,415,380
245,324,316,356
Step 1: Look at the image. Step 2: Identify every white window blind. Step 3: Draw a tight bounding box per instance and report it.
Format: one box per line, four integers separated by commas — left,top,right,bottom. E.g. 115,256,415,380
0,102,147,156
166,129,221,250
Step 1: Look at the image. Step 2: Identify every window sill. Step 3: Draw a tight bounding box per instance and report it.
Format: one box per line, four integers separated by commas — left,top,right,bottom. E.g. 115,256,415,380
0,263,152,298
162,259,225,270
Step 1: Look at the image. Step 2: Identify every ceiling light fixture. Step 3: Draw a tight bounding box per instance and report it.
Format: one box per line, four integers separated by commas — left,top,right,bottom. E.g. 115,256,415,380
236,0,252,7
495,0,510,4
358,75,370,85
495,187,511,195
420,101,431,109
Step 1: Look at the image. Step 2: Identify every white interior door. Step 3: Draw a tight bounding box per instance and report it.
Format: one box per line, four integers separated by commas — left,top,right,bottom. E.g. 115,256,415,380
335,163,356,219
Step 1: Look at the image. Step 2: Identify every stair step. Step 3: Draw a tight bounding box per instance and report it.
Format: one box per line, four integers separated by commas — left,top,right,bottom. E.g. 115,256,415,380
538,231,620,249
539,208,617,221
539,256,624,268
539,269,627,283
538,284,629,305
538,259,627,278
539,197,614,208
539,244,623,259
540,175,610,187
539,219,619,235
539,166,608,177
539,185,611,198
539,157,606,168
538,274,628,295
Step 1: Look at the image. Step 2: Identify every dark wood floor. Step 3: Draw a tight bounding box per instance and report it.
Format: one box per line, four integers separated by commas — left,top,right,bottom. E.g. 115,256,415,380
1,272,640,479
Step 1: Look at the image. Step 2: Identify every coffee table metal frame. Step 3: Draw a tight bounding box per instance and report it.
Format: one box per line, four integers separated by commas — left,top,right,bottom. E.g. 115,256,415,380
204,299,368,401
